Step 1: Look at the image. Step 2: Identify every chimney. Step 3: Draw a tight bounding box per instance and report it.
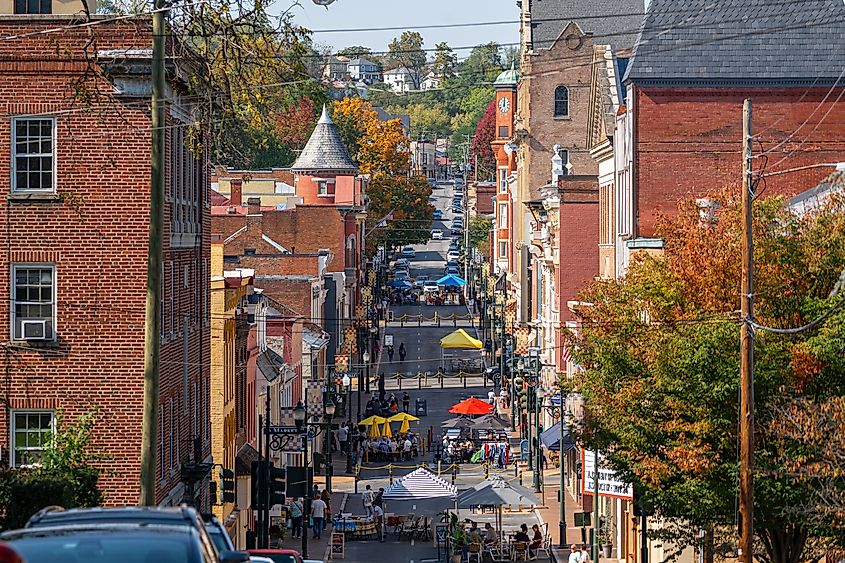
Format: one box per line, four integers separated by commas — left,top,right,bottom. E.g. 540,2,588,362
247,197,262,227
230,178,243,206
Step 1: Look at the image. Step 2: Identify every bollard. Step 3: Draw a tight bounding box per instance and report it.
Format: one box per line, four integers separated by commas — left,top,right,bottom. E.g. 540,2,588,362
440,373,444,389
436,313,441,327
437,460,442,477
463,372,467,389
418,315,422,327
389,464,394,485
418,372,422,390
452,466,457,485
484,462,489,480
453,316,457,327
398,374,403,390
519,470,523,486
514,461,519,477
401,317,405,328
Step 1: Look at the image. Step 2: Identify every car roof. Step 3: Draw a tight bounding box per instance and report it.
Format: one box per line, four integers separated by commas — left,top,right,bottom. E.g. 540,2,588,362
3,522,198,541
248,549,301,555
25,506,200,528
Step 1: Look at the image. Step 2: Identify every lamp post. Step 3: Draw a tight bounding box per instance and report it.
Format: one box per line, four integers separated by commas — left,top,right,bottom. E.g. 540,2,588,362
324,398,336,493
362,350,370,407
343,373,354,474
294,397,334,559
534,384,544,493
559,406,574,548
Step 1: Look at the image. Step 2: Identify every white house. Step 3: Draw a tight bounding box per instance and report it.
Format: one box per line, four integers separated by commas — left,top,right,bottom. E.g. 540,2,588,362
347,58,382,83
383,65,418,93
421,71,443,91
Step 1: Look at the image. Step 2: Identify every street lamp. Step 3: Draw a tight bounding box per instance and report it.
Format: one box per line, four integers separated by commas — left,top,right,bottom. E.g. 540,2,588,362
293,398,333,558
343,374,354,474
534,385,544,493
559,406,574,548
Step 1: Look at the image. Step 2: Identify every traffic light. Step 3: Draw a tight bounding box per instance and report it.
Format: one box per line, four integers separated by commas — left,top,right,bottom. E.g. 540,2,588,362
250,460,263,509
209,480,219,505
268,464,286,507
221,467,235,503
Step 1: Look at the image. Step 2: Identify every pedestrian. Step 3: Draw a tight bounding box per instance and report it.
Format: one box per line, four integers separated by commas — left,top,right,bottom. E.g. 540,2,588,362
321,489,332,530
398,342,407,362
373,503,385,542
338,421,349,455
487,389,496,404
579,544,590,563
387,345,395,363
362,484,375,518
373,487,385,510
289,497,303,539
311,493,326,540
402,391,411,413
311,483,320,499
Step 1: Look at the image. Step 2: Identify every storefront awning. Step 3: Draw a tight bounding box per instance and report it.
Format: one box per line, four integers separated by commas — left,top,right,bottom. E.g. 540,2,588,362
539,423,575,452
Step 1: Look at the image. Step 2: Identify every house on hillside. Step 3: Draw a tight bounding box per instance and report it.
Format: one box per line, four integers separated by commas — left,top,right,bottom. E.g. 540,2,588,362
347,58,382,83
383,65,418,93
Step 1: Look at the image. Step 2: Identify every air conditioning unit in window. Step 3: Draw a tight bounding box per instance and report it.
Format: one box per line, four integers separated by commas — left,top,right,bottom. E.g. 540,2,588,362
21,320,48,340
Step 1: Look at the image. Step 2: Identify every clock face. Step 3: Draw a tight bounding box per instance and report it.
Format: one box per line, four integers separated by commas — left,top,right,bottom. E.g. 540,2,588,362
498,97,510,113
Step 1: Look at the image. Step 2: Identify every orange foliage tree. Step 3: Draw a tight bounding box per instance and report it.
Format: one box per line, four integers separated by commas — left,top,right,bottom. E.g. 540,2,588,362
572,184,845,561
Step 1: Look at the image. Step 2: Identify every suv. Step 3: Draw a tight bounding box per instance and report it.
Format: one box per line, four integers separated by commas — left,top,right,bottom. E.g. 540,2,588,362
3,522,230,563
24,505,247,562
247,549,304,563
203,513,235,553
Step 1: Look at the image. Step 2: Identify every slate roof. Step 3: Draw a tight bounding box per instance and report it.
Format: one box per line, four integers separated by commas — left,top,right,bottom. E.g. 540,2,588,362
291,105,357,173
529,0,645,50
625,0,845,85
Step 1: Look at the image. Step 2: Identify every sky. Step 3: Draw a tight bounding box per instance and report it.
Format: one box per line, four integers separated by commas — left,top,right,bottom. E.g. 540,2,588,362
283,0,520,58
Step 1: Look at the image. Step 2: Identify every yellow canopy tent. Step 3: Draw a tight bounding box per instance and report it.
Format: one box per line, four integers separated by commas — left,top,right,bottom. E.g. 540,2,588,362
389,412,420,433
439,329,483,349
359,415,387,427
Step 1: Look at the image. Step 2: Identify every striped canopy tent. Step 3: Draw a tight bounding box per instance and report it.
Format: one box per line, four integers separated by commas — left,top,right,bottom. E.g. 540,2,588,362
381,467,458,501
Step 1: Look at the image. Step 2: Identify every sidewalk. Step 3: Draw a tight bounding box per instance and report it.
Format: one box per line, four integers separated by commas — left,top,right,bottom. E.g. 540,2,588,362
274,491,346,560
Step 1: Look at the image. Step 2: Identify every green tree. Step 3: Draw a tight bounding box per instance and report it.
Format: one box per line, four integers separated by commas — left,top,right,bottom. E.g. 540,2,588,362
459,42,503,83
572,188,845,562
397,103,452,139
337,45,376,59
387,31,426,88
432,42,457,78
469,217,492,259
366,174,434,252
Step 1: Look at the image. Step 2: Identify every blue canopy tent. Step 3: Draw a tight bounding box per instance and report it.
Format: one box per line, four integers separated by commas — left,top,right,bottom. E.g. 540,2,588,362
436,274,467,286
539,422,576,452
387,280,412,288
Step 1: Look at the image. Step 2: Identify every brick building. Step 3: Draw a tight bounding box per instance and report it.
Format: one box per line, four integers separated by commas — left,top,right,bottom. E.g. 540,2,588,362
613,0,845,275
0,15,211,507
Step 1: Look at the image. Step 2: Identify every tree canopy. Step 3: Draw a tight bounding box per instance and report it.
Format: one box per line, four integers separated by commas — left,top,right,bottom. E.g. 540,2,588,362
470,100,497,179
386,31,426,88
572,186,845,562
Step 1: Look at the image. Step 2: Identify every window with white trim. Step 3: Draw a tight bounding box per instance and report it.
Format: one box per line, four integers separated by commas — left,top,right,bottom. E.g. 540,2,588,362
12,117,56,193
498,203,508,229
316,179,336,196
499,241,507,259
11,264,56,341
554,86,569,117
15,0,52,13
169,124,202,236
169,398,174,471
169,261,175,337
159,408,165,479
499,169,507,193
10,410,54,467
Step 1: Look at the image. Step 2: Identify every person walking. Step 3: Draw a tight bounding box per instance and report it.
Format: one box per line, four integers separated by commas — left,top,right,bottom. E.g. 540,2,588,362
362,484,375,518
338,421,349,455
402,391,411,413
289,497,303,539
311,493,327,540
373,487,385,511
373,503,385,542
321,489,332,531
398,342,407,362
387,345,395,363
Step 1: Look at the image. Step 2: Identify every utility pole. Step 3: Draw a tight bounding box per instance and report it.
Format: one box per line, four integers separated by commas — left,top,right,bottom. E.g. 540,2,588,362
738,98,755,563
140,0,167,506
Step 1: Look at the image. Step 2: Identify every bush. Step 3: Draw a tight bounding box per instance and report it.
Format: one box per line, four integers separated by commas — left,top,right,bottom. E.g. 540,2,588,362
0,467,102,530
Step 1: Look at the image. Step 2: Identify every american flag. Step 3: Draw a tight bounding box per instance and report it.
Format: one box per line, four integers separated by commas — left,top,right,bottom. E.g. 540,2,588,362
561,344,572,365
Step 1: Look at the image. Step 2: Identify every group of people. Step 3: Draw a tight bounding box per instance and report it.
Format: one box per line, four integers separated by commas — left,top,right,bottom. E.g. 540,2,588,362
283,487,331,542
385,343,407,363
440,437,477,464
361,485,387,542
364,391,411,416
364,433,420,461
567,544,593,563
455,521,543,558
513,523,545,556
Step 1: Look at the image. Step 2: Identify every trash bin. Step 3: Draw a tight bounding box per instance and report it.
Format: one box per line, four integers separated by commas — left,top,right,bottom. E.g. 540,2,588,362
415,398,427,417
520,439,529,461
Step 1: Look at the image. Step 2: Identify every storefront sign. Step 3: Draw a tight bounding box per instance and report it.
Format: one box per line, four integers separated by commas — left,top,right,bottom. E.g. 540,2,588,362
582,450,633,499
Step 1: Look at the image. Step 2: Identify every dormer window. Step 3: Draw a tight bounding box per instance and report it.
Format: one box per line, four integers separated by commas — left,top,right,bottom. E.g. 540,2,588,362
316,178,336,196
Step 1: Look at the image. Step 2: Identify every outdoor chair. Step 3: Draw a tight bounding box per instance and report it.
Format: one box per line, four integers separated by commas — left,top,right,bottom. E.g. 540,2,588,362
467,543,483,563
413,516,432,541
400,516,420,541
512,542,529,561
489,542,511,563
533,535,551,560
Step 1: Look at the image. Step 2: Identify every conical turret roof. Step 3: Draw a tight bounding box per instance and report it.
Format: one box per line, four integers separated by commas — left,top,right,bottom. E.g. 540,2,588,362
291,104,357,173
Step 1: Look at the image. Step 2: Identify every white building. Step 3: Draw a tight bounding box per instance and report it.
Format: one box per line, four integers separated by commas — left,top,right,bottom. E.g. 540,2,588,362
346,58,382,83
383,65,418,94
421,71,443,90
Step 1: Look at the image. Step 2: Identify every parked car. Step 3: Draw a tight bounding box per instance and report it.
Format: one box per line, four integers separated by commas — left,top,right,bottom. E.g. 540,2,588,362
431,229,444,240
452,219,464,228
451,227,462,235
393,272,410,282
394,258,410,268
433,209,443,220
401,246,416,258
247,549,304,563
452,205,464,214
2,522,236,563
446,266,461,275
23,506,245,562
447,251,461,261
423,280,439,292
454,184,463,193
202,513,235,553
448,241,460,251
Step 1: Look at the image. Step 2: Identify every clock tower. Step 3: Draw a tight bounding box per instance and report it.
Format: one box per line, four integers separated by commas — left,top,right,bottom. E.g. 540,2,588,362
492,63,518,169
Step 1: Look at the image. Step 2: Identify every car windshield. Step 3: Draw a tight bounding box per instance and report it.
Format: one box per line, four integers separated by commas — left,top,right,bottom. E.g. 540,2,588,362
206,528,232,553
6,529,200,563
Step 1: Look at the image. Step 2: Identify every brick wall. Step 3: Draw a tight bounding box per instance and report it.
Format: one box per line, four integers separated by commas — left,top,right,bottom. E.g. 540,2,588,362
556,180,599,323
0,18,211,507
634,86,845,237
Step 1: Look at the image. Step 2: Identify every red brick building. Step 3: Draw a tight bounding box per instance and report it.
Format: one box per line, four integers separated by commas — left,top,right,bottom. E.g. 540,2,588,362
613,0,845,274
0,16,211,507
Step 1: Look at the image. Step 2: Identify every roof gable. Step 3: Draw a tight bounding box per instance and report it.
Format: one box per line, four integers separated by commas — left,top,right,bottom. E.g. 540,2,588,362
529,0,644,51
626,0,845,85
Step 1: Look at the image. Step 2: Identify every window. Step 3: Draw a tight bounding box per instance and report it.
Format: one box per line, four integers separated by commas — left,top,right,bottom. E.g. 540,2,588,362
498,203,508,229
499,242,508,259
499,169,508,193
554,86,569,117
12,117,55,193
316,179,335,196
11,411,54,467
169,121,202,236
498,126,509,138
160,261,165,342
12,264,55,341
560,149,570,175
169,398,174,471
169,261,174,337
14,0,51,15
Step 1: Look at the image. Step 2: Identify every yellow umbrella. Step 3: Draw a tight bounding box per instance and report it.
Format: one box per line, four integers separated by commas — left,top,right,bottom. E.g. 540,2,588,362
369,421,381,438
359,415,387,427
381,419,393,438
389,412,420,433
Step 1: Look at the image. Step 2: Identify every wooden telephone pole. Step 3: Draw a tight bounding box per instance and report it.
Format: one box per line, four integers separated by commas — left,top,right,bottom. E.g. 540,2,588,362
140,0,167,505
738,98,755,562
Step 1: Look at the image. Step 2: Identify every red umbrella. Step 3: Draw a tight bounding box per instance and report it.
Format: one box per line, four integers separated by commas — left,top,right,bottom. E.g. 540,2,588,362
448,397,495,415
